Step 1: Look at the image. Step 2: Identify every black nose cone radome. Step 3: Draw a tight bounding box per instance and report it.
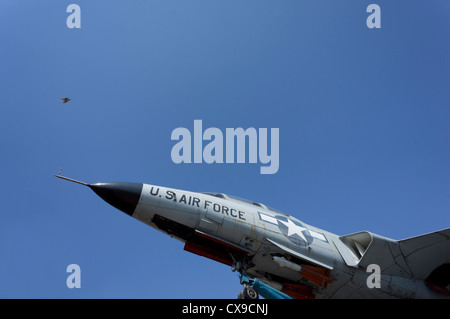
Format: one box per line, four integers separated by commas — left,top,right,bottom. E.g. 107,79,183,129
89,182,143,216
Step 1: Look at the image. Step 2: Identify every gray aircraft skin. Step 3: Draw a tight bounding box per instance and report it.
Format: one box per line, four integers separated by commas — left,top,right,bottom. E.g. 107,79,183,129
56,175,450,299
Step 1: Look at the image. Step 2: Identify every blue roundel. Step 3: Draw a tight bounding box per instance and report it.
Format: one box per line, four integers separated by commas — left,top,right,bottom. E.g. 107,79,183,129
275,216,313,246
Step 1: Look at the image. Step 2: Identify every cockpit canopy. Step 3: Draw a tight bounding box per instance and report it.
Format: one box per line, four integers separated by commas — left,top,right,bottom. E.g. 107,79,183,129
202,192,291,217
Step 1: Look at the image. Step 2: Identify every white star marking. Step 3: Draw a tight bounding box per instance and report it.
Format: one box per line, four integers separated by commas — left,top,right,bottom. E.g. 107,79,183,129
279,219,308,242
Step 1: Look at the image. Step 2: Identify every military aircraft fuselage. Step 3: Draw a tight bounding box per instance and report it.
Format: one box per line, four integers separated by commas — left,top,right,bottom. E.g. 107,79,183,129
135,184,339,278
56,175,450,299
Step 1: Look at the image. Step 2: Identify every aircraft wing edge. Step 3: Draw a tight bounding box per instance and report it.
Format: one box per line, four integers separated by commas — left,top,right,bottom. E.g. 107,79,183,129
266,238,334,270
399,228,450,280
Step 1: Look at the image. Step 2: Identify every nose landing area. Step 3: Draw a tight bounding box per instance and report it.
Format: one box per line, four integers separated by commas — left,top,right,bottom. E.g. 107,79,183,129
89,182,143,216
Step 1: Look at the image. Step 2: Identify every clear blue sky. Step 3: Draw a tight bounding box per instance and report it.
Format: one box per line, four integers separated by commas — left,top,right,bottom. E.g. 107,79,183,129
0,1,449,298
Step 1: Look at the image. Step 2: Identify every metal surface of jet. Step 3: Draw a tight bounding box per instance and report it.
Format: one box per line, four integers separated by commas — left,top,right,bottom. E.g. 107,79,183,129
55,174,450,299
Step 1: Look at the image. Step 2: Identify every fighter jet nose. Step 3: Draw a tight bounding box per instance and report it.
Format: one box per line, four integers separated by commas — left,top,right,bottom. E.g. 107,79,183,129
89,182,143,216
